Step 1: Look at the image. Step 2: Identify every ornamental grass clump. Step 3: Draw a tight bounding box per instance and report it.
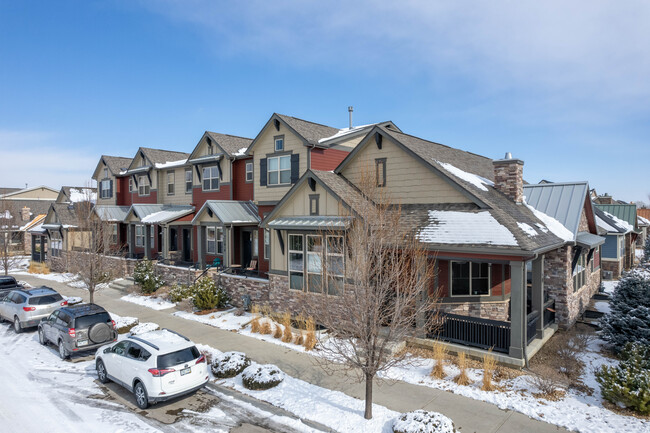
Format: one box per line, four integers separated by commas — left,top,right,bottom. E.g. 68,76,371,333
453,351,471,386
242,364,285,390
250,305,261,334
481,348,497,391
430,341,447,379
281,312,293,343
303,316,317,351
210,351,251,378
273,322,282,339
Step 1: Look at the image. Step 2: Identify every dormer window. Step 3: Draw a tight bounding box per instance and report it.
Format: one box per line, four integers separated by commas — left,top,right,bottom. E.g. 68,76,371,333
274,136,284,152
103,168,108,179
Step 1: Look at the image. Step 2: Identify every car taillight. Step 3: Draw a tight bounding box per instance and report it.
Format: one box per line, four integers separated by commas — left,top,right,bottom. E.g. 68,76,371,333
111,320,116,328
195,355,206,365
22,306,36,311
68,328,76,338
60,301,68,306
148,368,175,377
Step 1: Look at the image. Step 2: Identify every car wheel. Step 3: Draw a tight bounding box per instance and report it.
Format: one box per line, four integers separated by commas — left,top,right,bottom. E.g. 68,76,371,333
38,328,47,345
96,360,109,384
58,340,69,360
13,316,22,334
133,381,149,409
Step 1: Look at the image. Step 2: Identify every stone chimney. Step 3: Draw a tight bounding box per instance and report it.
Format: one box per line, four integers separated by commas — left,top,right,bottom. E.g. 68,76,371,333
493,153,524,203
21,206,30,221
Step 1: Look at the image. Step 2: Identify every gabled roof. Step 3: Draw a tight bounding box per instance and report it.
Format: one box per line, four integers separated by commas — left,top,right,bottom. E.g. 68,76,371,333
594,206,631,234
522,181,594,239
44,203,88,228
0,185,59,199
187,131,253,162
0,199,54,222
101,155,132,176
126,204,194,225
20,214,46,231
126,148,190,172
94,205,130,222
57,186,97,204
595,204,637,230
192,200,259,225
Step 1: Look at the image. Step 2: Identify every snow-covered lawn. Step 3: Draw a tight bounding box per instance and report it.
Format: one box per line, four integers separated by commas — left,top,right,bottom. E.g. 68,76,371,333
602,279,618,294
120,293,176,310
379,338,648,433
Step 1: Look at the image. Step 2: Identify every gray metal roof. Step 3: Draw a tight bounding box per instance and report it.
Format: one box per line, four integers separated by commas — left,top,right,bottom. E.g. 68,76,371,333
576,232,605,249
193,200,259,225
595,204,638,228
593,206,628,234
522,182,590,238
129,204,194,224
267,216,351,230
94,205,131,222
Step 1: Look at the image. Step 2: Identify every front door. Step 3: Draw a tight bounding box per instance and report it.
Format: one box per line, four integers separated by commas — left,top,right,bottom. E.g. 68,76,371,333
182,228,191,262
242,231,252,267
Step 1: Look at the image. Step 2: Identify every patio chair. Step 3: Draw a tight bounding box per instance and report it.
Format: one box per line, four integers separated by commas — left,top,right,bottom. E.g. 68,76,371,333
245,259,257,273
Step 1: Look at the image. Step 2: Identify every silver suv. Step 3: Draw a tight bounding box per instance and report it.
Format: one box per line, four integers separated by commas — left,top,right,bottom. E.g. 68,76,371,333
0,287,67,333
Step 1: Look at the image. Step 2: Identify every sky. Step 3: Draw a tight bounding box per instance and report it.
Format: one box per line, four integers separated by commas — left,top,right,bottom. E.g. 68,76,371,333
1,1,649,202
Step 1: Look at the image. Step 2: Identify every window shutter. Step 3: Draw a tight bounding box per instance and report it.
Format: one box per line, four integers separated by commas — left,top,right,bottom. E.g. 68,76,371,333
260,158,267,186
290,154,299,184
109,180,113,198
216,160,222,180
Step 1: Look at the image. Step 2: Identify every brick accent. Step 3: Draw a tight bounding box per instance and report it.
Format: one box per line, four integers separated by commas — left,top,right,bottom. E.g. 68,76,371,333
602,259,622,279
437,301,510,322
213,271,269,307
493,159,524,203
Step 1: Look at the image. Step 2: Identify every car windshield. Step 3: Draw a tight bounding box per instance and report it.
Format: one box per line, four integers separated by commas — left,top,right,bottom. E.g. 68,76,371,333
28,294,63,305
75,312,111,329
157,346,200,369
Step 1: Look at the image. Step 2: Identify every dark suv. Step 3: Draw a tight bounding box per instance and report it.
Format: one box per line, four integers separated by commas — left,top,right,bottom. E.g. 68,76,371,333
0,276,23,298
38,304,117,359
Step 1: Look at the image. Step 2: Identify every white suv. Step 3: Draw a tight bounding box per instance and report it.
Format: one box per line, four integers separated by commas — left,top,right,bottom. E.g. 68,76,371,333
95,329,209,409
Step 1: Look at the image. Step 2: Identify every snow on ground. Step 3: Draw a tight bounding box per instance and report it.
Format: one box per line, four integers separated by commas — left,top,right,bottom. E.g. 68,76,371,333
128,322,160,335
173,308,252,331
636,248,644,260
602,280,618,294
13,270,78,283
379,338,648,433
7,255,30,271
592,300,611,314
109,313,138,330
120,293,176,310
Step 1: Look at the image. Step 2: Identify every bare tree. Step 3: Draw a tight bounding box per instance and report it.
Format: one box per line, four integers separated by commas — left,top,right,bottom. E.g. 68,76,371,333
66,188,113,304
302,169,439,419
0,197,21,275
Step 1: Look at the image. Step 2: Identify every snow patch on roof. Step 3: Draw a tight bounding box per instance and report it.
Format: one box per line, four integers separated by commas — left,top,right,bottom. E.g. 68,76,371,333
417,210,518,246
638,215,650,226
233,147,248,156
435,161,493,192
535,223,549,233
603,211,634,232
523,202,574,242
140,209,192,224
154,159,187,169
596,216,618,233
317,124,373,144
69,188,96,203
517,222,538,237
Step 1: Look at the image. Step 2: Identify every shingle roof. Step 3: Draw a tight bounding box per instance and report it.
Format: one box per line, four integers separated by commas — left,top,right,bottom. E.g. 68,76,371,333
522,182,590,238
205,132,253,157
140,148,190,165
0,199,53,222
50,203,91,226
276,114,340,145
309,170,370,217
102,156,133,175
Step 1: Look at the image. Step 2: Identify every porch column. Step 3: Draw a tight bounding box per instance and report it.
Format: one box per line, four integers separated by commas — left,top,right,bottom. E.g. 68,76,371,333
162,225,169,260
197,225,204,270
509,260,526,360
144,225,152,259
127,224,134,258
225,226,232,267
531,255,545,338
40,236,44,262
31,234,36,261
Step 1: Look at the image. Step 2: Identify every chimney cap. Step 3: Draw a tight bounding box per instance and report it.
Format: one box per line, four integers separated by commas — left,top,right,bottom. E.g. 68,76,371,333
504,152,512,159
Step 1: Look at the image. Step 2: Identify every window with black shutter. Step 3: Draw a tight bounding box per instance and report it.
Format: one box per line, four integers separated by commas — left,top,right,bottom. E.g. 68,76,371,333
290,153,299,184
260,158,267,186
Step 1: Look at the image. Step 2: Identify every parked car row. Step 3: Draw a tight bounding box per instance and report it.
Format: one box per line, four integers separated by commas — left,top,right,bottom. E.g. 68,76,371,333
0,282,209,410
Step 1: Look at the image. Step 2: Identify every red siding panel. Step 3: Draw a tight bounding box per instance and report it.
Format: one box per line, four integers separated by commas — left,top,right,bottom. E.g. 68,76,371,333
437,260,449,297
131,190,157,204
232,158,254,201
192,185,231,209
116,177,132,206
310,148,351,171
491,264,502,296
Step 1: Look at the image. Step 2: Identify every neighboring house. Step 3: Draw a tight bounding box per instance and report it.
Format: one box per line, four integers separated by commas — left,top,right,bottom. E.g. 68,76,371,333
593,206,634,279
245,113,399,276
92,155,133,206
594,203,639,275
55,186,97,204
42,203,93,260
637,209,650,247
262,124,585,365
92,205,131,253
21,214,46,262
523,181,604,327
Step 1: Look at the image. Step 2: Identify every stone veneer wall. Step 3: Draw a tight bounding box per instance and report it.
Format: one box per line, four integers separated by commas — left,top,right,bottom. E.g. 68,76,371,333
493,160,524,203
437,301,510,322
213,271,269,308
602,260,622,279
544,245,601,328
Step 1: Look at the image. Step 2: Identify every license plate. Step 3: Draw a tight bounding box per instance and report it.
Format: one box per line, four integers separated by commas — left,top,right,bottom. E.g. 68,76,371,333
180,367,191,376
77,340,88,346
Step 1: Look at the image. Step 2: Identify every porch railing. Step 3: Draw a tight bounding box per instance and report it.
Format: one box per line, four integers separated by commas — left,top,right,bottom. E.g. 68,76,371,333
543,299,556,328
429,313,511,354
527,311,539,344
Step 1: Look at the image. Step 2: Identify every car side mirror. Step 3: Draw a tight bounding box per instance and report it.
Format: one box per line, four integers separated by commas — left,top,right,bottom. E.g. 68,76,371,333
104,348,112,354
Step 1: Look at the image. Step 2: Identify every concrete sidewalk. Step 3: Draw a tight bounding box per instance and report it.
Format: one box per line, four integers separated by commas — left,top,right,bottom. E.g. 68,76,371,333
18,274,565,433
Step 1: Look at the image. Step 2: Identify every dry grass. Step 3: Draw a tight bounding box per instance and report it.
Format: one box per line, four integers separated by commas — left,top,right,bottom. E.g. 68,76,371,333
454,351,472,386
303,316,317,351
28,262,50,274
273,324,282,339
250,305,261,334
429,340,447,379
259,320,272,335
481,348,497,391
281,312,293,343
295,333,303,346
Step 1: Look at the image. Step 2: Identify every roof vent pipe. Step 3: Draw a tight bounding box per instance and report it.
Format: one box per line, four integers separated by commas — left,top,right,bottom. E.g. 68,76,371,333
504,152,513,159
348,106,353,129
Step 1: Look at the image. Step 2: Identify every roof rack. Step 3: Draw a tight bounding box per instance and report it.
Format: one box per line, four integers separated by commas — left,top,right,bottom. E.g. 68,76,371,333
162,328,190,341
128,336,160,351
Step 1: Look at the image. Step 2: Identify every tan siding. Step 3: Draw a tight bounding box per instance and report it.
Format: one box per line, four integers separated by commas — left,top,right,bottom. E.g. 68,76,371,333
252,126,307,203
274,182,342,217
340,137,470,204
270,229,287,272
6,187,58,200
95,161,117,205
191,139,232,185
159,167,193,205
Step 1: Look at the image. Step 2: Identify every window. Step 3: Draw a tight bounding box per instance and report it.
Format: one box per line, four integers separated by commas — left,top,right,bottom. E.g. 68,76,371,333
185,168,192,193
100,180,111,199
110,224,118,244
50,232,62,257
274,136,284,151
450,261,490,296
268,155,291,185
167,171,175,195
592,246,601,271
573,253,587,292
245,162,253,182
288,234,304,290
252,230,258,257
309,195,319,216
129,177,134,192
264,229,270,260
376,158,387,187
138,176,150,196
306,236,323,293
135,225,144,247
326,236,345,295
104,168,108,178
202,166,219,191
207,227,223,255
619,236,625,258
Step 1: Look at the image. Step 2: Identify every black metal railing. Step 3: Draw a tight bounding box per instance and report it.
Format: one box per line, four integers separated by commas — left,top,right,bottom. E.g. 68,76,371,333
527,311,539,344
32,251,47,262
429,313,511,354
543,299,555,328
